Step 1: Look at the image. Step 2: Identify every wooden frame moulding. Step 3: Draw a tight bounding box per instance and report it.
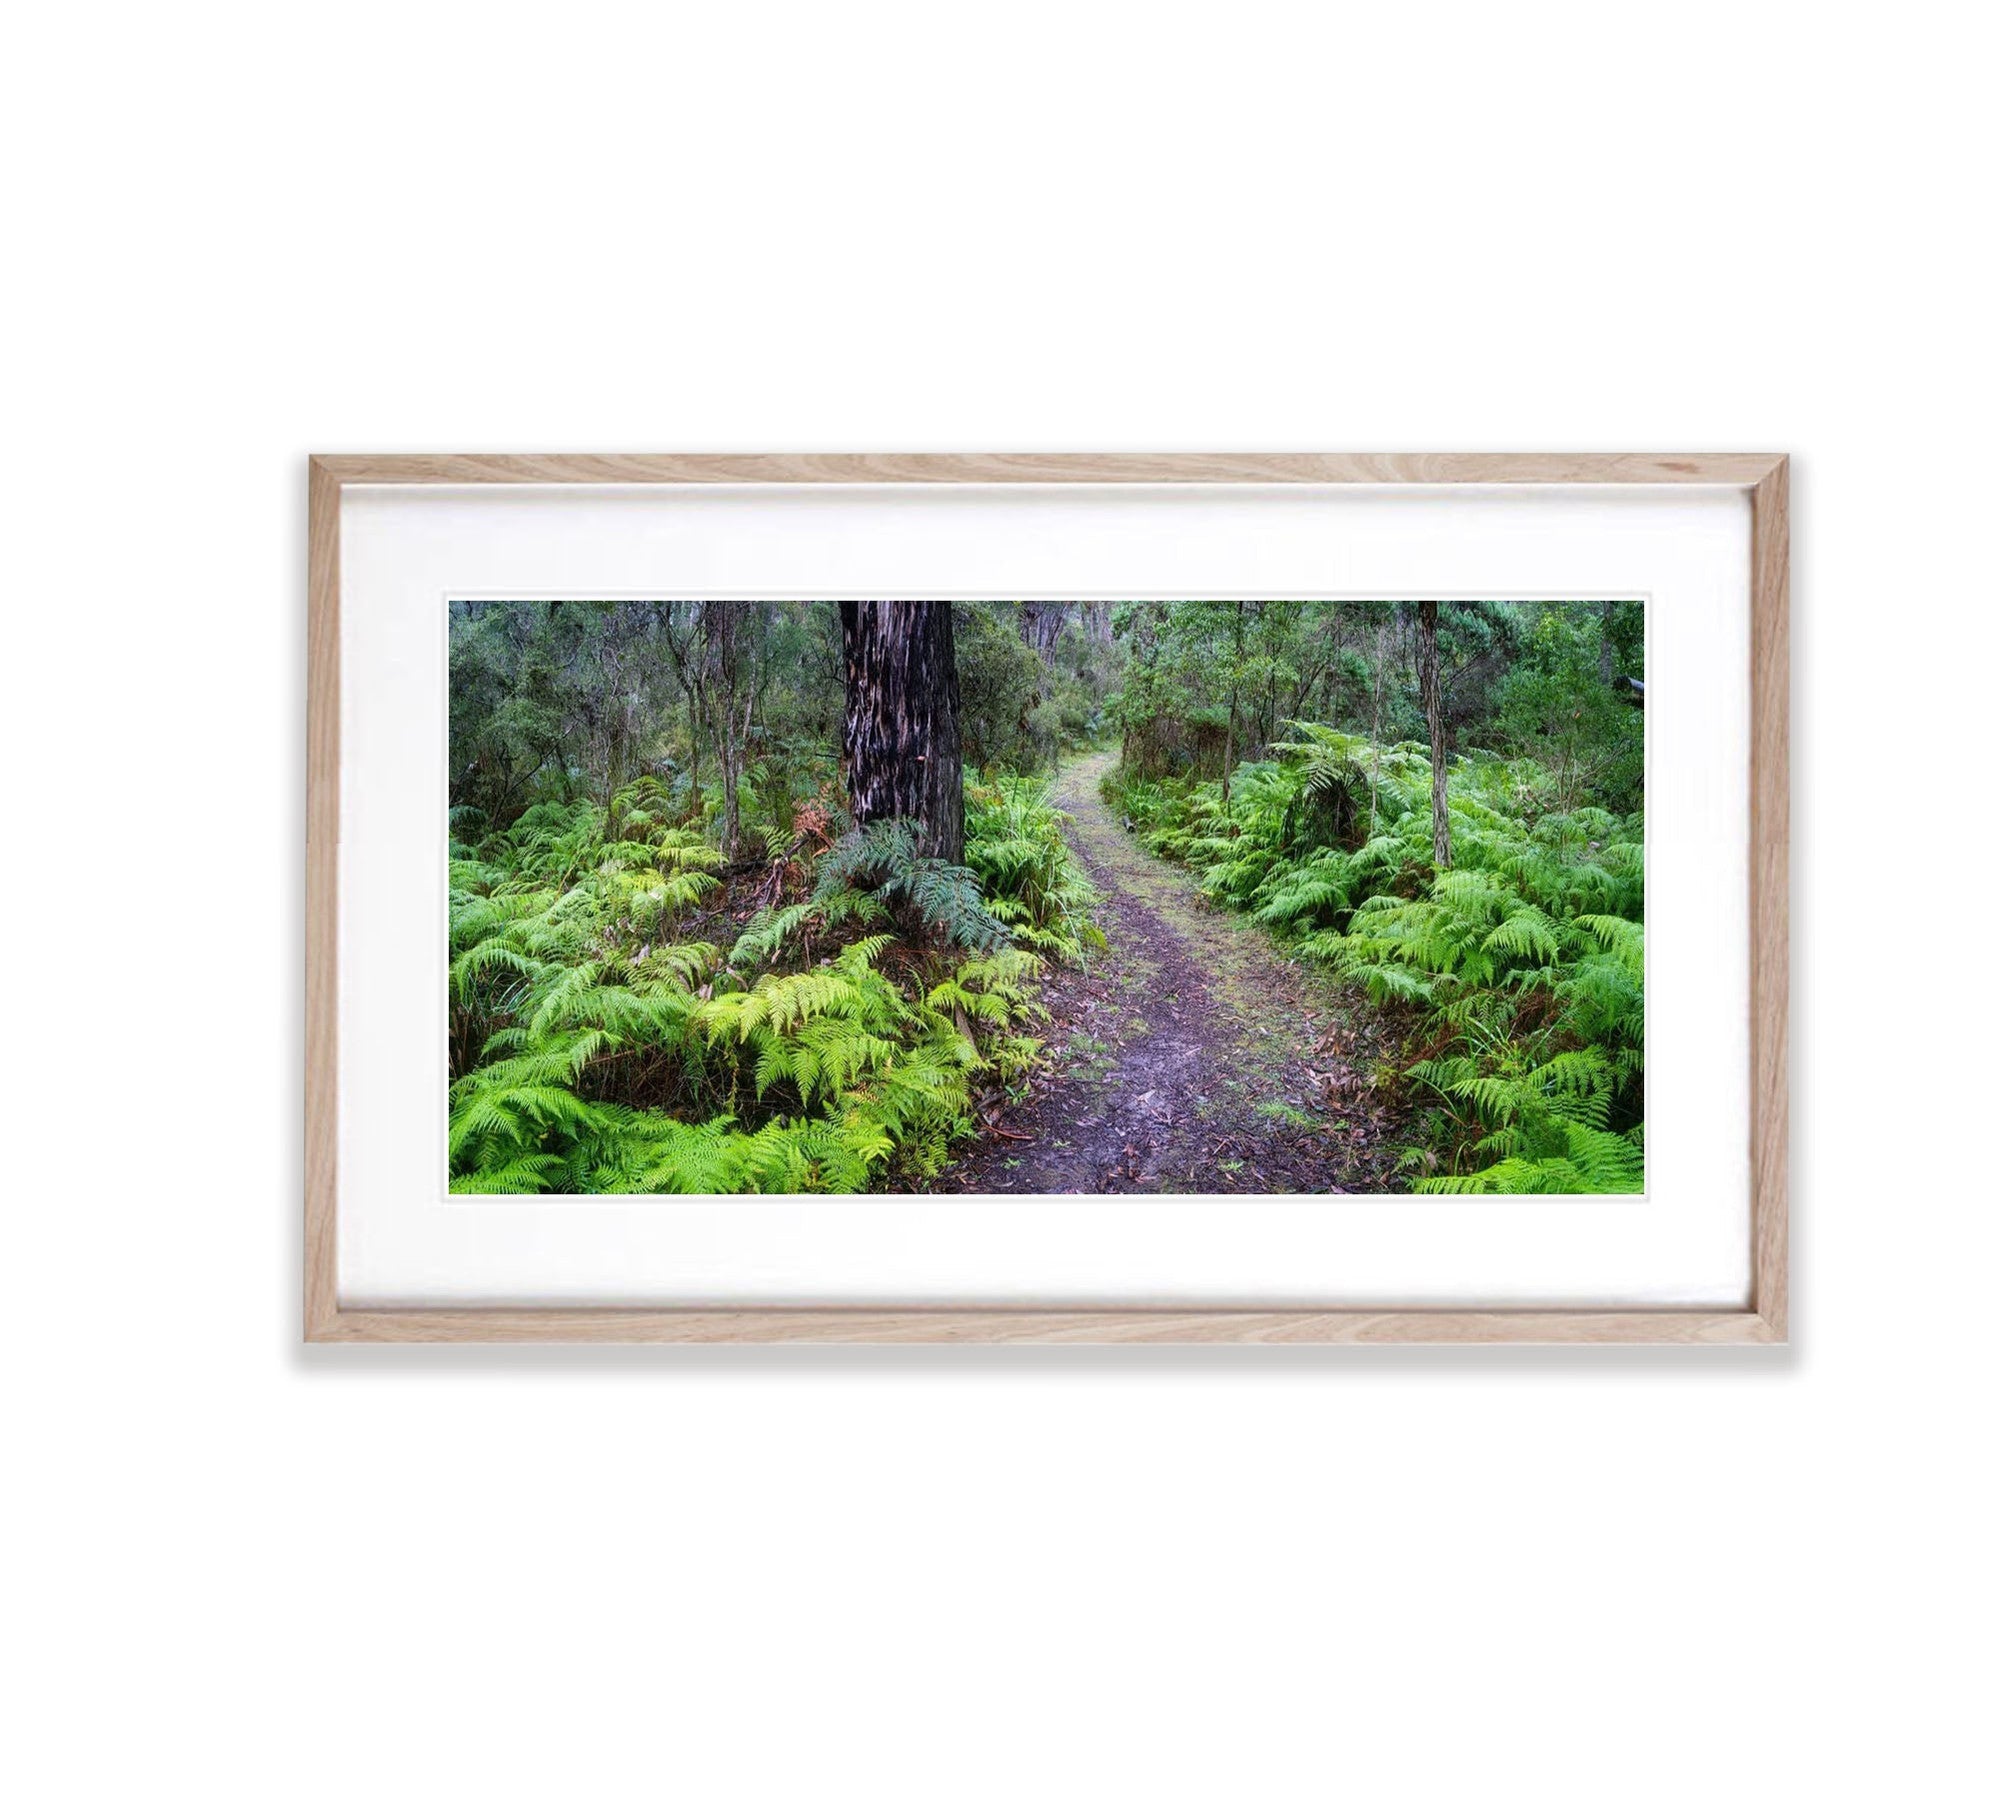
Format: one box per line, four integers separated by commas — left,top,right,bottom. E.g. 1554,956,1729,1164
306,453,1789,1344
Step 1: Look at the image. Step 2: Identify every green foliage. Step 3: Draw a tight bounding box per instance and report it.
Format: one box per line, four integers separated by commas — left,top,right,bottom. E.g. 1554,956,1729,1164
964,776,1107,962
1107,724,1645,1193
448,772,1094,1195
954,602,1120,771
814,818,1014,953
1104,600,1533,779
953,604,1055,771
1492,605,1645,812
447,595,1643,1196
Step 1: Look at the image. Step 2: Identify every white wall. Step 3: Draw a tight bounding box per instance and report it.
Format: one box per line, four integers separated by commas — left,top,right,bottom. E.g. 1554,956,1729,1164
8,4,1991,1795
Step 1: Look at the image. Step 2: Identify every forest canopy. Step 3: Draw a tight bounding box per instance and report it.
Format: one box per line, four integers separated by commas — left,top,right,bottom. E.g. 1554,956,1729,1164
447,598,1644,1196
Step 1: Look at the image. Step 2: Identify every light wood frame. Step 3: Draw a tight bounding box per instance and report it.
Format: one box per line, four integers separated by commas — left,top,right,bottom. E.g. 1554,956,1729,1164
307,453,1789,1344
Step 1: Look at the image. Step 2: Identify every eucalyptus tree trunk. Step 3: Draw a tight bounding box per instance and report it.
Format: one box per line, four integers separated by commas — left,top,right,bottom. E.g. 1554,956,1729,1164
1016,600,1068,657
1367,610,1391,836
660,601,708,818
838,600,964,863
704,602,748,857
1220,601,1246,817
1416,600,1452,869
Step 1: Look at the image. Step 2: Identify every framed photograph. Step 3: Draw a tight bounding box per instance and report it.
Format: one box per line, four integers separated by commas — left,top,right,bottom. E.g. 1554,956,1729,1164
307,454,1787,1343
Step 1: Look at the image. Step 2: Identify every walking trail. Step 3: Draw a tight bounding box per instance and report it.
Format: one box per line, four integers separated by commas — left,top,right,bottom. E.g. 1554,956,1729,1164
935,752,1406,1194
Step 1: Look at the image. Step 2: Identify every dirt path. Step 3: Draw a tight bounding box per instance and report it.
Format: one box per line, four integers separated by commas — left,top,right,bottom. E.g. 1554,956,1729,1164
934,752,1407,1194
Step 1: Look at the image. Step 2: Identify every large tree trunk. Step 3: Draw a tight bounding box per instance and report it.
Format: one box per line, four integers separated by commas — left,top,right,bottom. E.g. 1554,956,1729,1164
838,601,965,863
1416,600,1452,869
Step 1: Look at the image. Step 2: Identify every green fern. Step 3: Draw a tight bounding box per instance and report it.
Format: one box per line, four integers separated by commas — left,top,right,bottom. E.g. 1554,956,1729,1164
1110,725,1646,1194
447,776,1098,1195
816,818,1012,952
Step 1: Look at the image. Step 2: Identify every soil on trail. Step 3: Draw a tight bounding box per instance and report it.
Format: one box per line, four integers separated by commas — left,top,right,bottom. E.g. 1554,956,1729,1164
934,753,1408,1195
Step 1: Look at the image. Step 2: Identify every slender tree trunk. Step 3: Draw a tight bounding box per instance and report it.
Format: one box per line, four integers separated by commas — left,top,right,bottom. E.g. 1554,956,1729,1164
1416,601,1452,868
838,601,964,862
1329,606,1349,731
1221,601,1246,815
1600,599,1616,685
1222,700,1236,816
1122,604,1160,773
736,687,755,841
1016,600,1068,657
704,604,746,856
1367,612,1391,836
720,700,746,852
605,725,626,838
684,687,703,812
660,601,708,820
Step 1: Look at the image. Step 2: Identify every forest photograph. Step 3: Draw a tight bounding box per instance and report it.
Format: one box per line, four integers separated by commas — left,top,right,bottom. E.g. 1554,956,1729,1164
448,597,1645,1197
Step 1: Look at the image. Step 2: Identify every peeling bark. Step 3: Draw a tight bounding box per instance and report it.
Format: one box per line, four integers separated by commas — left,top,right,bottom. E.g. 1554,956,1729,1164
838,600,965,863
